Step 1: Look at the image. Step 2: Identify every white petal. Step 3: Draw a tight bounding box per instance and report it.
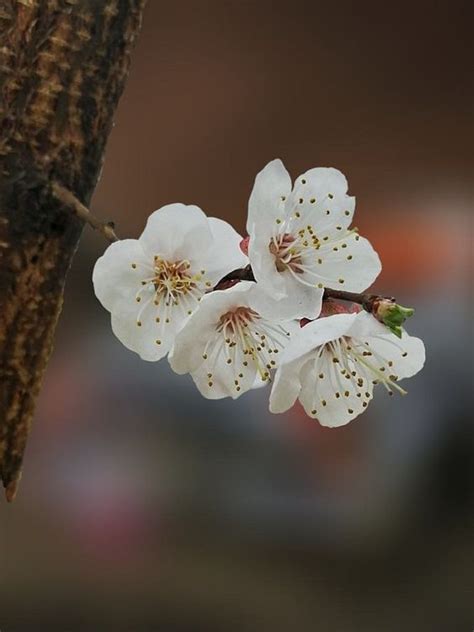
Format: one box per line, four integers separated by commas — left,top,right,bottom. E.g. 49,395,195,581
248,230,325,319
346,310,386,338
140,203,213,261
169,298,229,375
197,217,248,284
349,312,425,380
316,233,381,292
277,285,323,320
192,340,258,400
370,332,425,379
169,282,254,375
170,285,259,400
269,310,425,426
285,167,355,234
269,356,308,413
250,276,324,321
110,296,175,362
92,239,148,313
247,159,291,232
299,347,374,427
279,313,357,365
171,281,295,400
248,231,288,297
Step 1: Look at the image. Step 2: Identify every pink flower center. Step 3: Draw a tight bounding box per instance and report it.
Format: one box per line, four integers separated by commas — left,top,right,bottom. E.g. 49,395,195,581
269,233,304,273
217,306,258,332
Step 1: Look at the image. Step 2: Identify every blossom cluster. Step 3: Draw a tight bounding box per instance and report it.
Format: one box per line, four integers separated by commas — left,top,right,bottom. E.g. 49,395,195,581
93,160,425,427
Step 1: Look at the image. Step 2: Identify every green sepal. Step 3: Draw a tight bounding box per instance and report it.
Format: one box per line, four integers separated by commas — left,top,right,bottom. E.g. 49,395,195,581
384,323,403,338
381,304,415,337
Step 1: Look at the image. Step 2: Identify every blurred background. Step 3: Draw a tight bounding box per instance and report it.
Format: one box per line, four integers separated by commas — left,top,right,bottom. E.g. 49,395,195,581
1,1,472,630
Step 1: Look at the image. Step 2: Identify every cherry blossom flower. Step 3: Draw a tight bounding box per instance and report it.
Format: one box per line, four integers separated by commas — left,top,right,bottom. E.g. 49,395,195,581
93,203,247,361
246,159,382,319
169,281,298,399
269,310,425,427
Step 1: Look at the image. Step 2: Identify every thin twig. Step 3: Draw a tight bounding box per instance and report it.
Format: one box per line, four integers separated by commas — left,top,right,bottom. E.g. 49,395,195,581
323,288,394,311
51,182,119,243
217,265,394,312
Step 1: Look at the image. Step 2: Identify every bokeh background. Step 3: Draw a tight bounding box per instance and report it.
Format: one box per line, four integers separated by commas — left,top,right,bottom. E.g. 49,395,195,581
1,1,472,630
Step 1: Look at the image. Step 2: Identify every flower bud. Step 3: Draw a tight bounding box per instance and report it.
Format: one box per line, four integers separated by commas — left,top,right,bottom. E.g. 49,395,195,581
373,299,415,338
240,235,250,256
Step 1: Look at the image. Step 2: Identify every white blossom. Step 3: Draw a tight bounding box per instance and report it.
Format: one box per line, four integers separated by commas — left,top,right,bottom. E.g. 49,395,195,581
169,281,298,399
246,159,382,319
93,203,247,361
270,311,425,427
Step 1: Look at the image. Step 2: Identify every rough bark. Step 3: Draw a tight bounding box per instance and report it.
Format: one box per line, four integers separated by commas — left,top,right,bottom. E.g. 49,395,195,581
0,0,147,500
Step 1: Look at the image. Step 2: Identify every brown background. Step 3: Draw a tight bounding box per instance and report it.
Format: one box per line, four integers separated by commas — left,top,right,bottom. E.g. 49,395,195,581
1,1,472,631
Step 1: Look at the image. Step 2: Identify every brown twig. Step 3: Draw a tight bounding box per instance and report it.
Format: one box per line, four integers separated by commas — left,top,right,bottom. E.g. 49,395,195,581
52,182,119,243
216,265,394,313
323,288,394,312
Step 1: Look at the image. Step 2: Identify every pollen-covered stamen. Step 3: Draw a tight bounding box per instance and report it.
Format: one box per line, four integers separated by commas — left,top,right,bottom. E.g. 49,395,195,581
340,336,407,396
152,256,198,299
269,222,357,291
269,229,320,274
134,256,206,327
205,306,290,390
217,305,257,334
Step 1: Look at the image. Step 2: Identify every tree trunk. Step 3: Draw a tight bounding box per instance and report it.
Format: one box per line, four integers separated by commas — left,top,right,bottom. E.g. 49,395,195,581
0,0,147,500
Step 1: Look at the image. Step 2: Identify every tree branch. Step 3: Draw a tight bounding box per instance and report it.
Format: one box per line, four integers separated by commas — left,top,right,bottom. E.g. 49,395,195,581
0,0,147,501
